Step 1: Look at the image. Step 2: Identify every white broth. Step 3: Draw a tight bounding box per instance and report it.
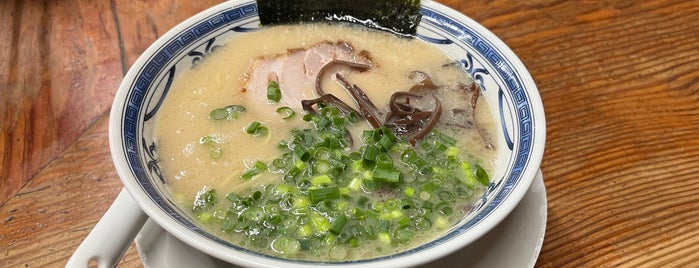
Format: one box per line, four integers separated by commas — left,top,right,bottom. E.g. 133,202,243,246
154,23,498,261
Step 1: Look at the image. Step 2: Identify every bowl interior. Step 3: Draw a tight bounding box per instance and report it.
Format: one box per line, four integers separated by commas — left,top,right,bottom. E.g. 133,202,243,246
110,1,544,267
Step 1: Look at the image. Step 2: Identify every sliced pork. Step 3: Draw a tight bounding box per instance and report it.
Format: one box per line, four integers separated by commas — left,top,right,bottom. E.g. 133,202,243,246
242,41,372,111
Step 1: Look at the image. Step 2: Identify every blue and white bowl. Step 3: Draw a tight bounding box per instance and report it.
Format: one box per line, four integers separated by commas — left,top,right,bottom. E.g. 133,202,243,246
109,0,546,267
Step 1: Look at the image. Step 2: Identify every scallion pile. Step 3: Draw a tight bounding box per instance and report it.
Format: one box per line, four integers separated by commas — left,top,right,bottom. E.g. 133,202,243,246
192,102,489,260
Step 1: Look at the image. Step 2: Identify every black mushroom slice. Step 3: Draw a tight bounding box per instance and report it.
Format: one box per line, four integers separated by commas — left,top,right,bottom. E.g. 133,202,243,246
301,94,360,116
315,60,372,96
407,69,495,149
411,96,442,143
457,82,495,149
388,92,422,117
384,92,442,145
408,70,440,92
441,82,477,129
303,60,485,147
335,73,384,129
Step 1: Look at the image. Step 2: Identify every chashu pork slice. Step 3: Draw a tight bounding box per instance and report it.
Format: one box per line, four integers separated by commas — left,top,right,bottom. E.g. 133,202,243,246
242,41,372,111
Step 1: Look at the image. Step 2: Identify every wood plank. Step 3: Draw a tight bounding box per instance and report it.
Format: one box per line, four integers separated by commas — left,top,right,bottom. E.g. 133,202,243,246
113,0,224,68
1,1,229,266
0,115,143,267
0,0,123,205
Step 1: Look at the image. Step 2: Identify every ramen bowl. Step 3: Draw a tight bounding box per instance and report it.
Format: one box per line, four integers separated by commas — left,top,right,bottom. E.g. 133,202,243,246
108,0,545,267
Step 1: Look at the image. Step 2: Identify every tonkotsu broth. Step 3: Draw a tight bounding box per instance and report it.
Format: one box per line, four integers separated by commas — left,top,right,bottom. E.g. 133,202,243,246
154,23,498,261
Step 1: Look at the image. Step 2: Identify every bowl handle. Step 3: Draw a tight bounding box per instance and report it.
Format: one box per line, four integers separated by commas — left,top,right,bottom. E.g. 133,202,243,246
66,188,149,268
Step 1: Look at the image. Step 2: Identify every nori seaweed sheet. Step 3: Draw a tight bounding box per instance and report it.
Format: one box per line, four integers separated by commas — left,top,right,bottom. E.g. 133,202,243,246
257,0,422,36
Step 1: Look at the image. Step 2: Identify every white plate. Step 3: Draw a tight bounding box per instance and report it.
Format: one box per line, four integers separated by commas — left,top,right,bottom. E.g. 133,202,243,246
135,170,546,268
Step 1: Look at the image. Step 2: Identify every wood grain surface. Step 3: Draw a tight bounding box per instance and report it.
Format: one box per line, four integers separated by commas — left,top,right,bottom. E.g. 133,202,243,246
1,0,698,267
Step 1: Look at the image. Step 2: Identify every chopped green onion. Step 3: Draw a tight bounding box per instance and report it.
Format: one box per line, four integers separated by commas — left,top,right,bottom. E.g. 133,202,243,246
379,210,403,220
294,147,311,162
293,196,309,208
311,174,333,185
310,212,330,232
332,117,345,129
421,180,442,192
418,191,431,201
461,162,478,187
455,185,474,198
394,225,414,245
400,148,429,174
372,201,385,212
375,153,393,169
272,158,288,169
242,207,265,222
241,197,253,207
276,106,296,119
200,136,216,145
329,214,348,235
414,216,432,230
189,102,491,259
193,188,216,211
221,218,237,232
474,164,490,186
377,128,396,151
298,225,313,237
433,130,457,146
275,184,294,194
361,178,378,192
302,113,314,122
210,108,229,120
197,212,213,223
361,145,379,165
347,178,362,191
438,191,454,202
241,169,259,180
446,146,459,157
378,232,391,244
346,111,360,124
314,147,331,159
241,160,268,180
436,202,453,216
226,193,241,202
267,80,282,102
209,147,222,159
314,160,331,174
309,186,340,203
254,161,268,170
349,152,361,161
372,168,401,183
271,236,301,256
400,198,414,210
384,199,398,210
435,216,448,229
246,121,261,134
256,127,269,136
380,222,393,234
210,105,246,120
246,121,268,136
199,135,224,159
348,237,359,248
297,179,312,191
404,186,415,197
251,190,263,200
362,129,379,142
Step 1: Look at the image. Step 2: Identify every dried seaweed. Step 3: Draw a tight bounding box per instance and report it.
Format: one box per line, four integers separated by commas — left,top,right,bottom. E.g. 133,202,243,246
257,0,422,36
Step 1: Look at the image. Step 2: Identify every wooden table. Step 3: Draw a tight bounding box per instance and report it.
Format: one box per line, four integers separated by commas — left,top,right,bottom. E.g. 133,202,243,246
2,0,698,267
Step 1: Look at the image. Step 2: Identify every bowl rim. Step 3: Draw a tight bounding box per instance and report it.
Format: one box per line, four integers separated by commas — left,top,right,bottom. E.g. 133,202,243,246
109,0,545,267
